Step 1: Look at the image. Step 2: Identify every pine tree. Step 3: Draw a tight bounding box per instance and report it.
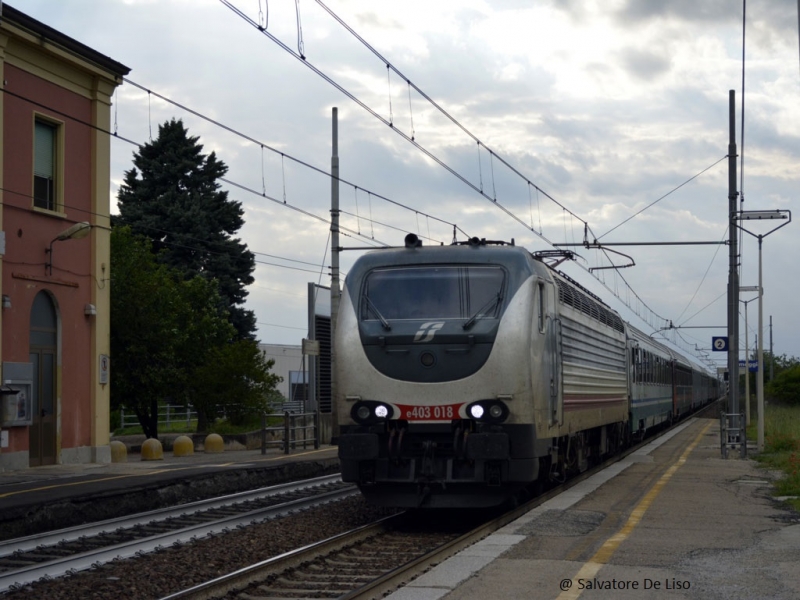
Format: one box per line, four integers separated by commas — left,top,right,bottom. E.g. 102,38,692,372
117,118,256,338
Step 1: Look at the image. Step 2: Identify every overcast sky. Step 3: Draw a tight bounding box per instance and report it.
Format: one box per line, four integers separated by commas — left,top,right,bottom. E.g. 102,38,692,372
14,0,800,369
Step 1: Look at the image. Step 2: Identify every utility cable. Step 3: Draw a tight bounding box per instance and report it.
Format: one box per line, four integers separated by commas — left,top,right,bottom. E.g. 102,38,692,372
217,0,558,245
0,86,390,251
675,227,729,325
596,155,728,241
122,77,464,240
308,0,592,234
218,0,721,367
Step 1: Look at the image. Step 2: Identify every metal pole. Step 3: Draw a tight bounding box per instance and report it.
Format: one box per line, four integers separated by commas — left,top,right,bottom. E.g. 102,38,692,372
308,282,317,413
284,411,290,455
261,412,267,455
331,107,340,440
744,302,750,427
727,90,740,428
757,236,765,452
769,315,774,382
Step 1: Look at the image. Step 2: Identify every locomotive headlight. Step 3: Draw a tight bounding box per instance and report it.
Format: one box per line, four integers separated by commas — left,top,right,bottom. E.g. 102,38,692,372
352,401,393,424
469,404,485,419
489,404,504,419
467,401,508,423
356,405,371,421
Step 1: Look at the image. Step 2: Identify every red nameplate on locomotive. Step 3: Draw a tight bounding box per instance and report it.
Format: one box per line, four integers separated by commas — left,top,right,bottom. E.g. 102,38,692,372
395,403,464,421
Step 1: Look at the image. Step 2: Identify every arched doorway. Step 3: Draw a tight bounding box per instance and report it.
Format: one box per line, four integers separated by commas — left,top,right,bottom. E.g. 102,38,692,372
29,291,57,466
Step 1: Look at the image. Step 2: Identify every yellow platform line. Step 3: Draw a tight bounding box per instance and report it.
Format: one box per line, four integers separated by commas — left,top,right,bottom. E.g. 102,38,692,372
0,447,334,500
556,420,713,600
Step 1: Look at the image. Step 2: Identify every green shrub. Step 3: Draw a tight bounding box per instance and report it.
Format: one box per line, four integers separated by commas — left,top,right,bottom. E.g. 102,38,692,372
109,409,121,432
766,364,800,405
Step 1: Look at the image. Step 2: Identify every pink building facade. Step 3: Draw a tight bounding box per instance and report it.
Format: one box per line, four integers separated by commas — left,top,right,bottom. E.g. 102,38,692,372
0,6,129,470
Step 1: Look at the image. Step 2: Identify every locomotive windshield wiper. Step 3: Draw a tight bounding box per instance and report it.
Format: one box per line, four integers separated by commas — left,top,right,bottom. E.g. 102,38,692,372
363,295,392,330
462,293,502,330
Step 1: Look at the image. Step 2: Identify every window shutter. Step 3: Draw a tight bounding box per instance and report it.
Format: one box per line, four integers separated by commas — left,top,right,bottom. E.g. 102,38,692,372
34,121,55,178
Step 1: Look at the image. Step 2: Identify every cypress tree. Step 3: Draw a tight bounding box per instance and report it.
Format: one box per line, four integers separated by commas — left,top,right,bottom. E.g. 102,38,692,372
117,118,256,338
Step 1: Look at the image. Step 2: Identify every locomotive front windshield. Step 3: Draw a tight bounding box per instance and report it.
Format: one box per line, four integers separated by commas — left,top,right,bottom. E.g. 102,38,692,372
361,266,505,322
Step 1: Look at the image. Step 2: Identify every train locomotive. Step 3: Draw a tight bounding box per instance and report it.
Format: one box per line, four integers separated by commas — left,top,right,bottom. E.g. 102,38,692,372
335,235,719,508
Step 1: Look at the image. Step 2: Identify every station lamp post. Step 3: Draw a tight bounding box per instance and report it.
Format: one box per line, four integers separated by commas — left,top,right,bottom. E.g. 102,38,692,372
739,289,760,427
736,210,791,451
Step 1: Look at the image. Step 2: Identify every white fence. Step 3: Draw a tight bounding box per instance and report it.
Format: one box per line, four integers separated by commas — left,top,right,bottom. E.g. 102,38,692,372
119,405,198,429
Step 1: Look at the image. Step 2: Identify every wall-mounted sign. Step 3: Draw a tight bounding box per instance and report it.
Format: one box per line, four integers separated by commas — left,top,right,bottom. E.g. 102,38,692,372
99,354,110,385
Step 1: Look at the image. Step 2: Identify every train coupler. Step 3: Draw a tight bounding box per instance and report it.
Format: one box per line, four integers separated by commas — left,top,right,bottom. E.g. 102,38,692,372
485,461,502,486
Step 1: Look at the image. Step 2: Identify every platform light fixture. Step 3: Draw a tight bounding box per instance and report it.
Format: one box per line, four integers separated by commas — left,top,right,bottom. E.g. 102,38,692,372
736,209,792,451
45,221,91,275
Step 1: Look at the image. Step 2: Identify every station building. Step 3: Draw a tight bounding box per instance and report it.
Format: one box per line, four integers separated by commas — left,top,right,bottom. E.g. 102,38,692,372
0,5,129,470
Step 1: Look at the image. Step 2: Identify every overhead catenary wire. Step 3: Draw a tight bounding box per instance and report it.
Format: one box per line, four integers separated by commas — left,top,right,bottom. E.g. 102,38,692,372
338,207,439,243
596,155,729,241
675,227,730,325
1,185,330,275
122,77,466,240
218,0,721,359
1,85,402,251
217,1,555,245
305,0,593,236
298,0,736,342
0,86,388,265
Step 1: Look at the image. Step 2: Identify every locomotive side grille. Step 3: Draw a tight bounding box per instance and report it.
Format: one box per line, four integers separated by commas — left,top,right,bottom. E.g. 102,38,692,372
315,315,332,413
555,278,624,333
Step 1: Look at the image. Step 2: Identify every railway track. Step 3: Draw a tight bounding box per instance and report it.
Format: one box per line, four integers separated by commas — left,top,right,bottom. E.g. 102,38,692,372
161,512,470,600
0,474,354,594
1,408,719,599
161,411,720,600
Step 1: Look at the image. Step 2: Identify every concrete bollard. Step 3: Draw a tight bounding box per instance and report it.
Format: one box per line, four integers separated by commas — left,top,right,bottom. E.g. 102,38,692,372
204,433,224,453
172,435,194,457
141,438,164,461
110,440,128,463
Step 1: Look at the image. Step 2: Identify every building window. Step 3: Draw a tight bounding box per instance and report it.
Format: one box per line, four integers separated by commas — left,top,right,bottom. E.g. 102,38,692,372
34,119,58,211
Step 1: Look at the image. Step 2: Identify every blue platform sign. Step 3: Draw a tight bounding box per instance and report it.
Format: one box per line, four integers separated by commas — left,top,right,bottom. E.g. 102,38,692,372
739,359,758,372
712,336,729,352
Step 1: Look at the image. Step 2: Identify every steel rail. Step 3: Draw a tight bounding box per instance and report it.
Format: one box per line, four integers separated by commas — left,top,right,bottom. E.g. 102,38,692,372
345,410,719,599
159,514,402,600
0,481,356,594
0,473,343,558
160,403,719,600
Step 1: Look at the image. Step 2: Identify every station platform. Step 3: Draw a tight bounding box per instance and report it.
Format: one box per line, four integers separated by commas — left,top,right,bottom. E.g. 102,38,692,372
0,440,339,539
388,416,800,600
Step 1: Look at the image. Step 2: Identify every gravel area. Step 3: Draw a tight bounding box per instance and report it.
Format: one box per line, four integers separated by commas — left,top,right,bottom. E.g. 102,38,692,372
2,496,399,600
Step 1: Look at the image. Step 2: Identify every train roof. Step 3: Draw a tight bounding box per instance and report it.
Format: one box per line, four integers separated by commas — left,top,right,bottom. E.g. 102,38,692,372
345,239,542,284
345,237,717,377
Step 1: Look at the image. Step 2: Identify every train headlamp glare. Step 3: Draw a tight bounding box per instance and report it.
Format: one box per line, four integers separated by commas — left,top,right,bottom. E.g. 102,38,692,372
375,405,389,418
356,405,371,421
469,404,485,419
